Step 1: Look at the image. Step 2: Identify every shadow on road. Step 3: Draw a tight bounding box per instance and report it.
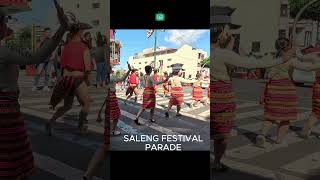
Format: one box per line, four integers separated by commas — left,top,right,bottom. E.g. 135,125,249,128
211,168,273,180
306,175,320,180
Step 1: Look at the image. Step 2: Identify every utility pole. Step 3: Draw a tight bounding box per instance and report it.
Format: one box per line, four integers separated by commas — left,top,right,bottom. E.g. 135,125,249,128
153,30,157,69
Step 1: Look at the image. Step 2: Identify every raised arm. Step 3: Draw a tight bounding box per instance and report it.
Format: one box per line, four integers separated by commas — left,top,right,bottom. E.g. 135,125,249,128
221,49,284,69
113,70,131,83
291,57,320,71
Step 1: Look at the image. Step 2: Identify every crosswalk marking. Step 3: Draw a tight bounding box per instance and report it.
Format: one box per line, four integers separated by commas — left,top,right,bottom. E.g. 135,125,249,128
226,132,310,160
34,153,103,180
213,155,304,180
198,110,210,117
237,102,259,109
236,110,264,120
282,152,320,175
120,110,182,135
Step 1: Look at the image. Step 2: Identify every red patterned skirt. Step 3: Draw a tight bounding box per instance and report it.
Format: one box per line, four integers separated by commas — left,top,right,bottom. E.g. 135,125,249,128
169,87,184,106
142,87,156,109
211,81,236,140
105,91,121,121
312,78,320,118
49,76,84,109
192,86,203,101
264,79,297,123
0,92,34,180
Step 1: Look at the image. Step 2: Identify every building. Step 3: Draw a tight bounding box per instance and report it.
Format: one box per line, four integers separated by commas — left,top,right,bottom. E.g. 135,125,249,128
128,45,208,79
110,30,121,66
212,0,283,55
58,0,108,37
0,0,31,14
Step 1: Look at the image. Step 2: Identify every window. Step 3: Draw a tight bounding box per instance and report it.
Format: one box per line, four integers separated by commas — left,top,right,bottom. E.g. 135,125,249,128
92,20,100,26
167,66,170,68
280,4,288,17
198,63,201,67
279,29,286,38
198,53,202,59
92,3,100,9
168,58,172,61
139,62,141,64
189,75,192,79
252,42,261,53
76,4,80,8
201,54,205,60
159,60,163,66
145,62,148,64
305,31,312,47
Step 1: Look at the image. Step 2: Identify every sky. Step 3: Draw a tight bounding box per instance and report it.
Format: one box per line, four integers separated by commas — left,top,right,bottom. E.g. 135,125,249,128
13,0,54,27
115,30,210,70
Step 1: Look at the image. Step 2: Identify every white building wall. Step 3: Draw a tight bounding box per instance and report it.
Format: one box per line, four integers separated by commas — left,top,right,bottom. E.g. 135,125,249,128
212,0,281,54
128,45,208,79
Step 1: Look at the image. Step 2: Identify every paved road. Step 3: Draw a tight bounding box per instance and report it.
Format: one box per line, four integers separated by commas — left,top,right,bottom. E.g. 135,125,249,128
212,79,320,180
17,72,209,178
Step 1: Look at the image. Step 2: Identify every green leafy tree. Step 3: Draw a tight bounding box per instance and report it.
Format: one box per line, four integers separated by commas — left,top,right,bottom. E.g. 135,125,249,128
201,57,210,68
289,0,320,21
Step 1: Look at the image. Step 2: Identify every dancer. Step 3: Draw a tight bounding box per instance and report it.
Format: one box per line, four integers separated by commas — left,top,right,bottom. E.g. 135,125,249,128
0,1,68,179
210,6,293,172
46,19,93,136
83,64,132,180
163,72,170,98
124,69,139,104
134,65,169,125
300,52,320,138
256,38,320,148
165,64,196,118
190,73,203,108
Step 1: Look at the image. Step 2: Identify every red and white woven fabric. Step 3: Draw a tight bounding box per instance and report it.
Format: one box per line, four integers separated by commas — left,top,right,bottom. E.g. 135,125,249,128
0,0,30,7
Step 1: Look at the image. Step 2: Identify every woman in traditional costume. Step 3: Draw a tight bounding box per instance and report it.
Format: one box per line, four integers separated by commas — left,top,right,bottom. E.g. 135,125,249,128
134,65,169,125
82,63,132,180
210,6,291,172
190,73,203,107
256,38,320,147
0,1,69,179
164,64,196,118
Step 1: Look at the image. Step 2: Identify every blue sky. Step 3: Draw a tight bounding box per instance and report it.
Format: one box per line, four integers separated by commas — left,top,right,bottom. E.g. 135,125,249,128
14,0,53,26
115,30,210,70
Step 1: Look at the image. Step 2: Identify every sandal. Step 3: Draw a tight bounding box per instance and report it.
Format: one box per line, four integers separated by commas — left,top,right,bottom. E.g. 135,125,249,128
150,119,156,123
176,113,182,117
134,118,142,126
165,112,169,118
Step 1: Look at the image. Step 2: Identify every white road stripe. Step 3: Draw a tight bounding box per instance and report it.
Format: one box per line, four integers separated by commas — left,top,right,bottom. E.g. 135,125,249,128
34,153,103,180
120,110,182,135
211,155,304,180
236,110,264,120
237,102,259,109
233,111,311,136
282,152,320,175
226,132,309,160
198,110,210,117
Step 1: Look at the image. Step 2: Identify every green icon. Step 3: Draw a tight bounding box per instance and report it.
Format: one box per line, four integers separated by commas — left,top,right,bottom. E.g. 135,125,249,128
155,12,165,22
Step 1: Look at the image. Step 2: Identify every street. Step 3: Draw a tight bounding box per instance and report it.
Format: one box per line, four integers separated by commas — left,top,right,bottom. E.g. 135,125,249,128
18,73,109,180
212,79,320,180
17,71,209,178
112,84,209,151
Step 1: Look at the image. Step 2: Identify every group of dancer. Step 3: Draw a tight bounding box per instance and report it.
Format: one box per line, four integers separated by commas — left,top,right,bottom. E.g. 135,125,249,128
211,6,320,172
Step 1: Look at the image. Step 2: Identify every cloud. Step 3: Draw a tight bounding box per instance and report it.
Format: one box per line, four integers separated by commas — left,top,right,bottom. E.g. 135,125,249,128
164,30,209,47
